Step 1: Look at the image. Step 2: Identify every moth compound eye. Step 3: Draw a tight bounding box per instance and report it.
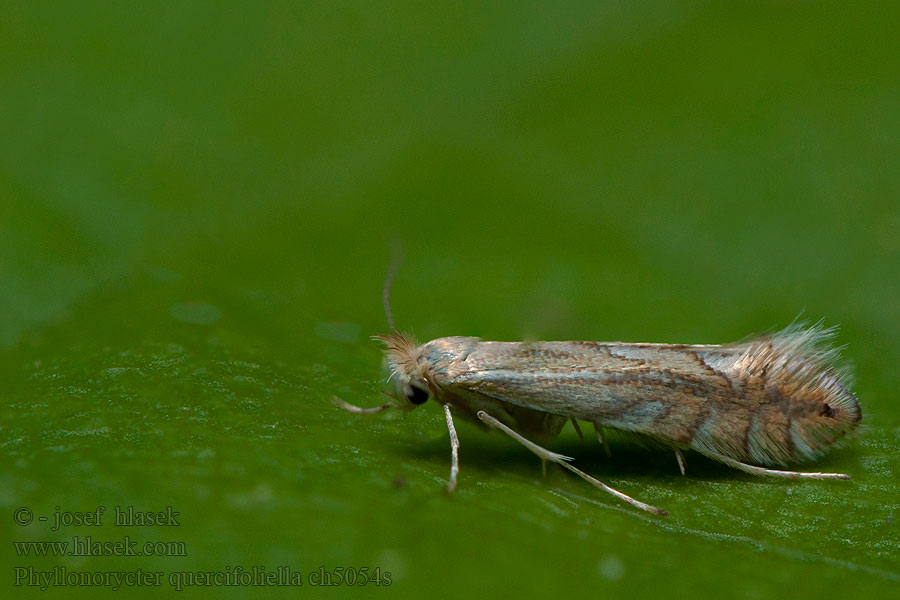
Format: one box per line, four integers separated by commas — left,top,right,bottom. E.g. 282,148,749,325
407,385,429,405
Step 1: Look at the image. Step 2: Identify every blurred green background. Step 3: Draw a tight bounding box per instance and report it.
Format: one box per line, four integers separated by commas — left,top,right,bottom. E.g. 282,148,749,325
2,2,898,598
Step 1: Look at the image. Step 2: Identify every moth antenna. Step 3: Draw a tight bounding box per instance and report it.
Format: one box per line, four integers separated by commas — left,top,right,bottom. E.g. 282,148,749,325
382,242,404,331
381,389,400,402
332,395,395,415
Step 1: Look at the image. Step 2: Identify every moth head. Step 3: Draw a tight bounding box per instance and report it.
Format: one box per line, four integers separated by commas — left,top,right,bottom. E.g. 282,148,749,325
374,331,433,410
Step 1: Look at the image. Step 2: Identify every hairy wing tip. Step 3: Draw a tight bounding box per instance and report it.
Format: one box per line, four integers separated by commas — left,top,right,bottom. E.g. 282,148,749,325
770,321,855,383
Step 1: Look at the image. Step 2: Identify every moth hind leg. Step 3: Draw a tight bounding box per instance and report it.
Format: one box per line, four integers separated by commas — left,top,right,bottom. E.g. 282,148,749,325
477,411,668,516
706,450,850,480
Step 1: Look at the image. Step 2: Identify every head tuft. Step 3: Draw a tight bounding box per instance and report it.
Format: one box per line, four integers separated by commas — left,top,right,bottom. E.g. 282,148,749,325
373,331,432,409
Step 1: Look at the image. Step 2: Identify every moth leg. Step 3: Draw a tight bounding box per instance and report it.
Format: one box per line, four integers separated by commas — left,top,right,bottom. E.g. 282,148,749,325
332,395,394,414
674,448,686,476
593,423,612,458
570,418,584,441
707,451,850,480
476,412,573,476
443,404,460,493
477,411,668,516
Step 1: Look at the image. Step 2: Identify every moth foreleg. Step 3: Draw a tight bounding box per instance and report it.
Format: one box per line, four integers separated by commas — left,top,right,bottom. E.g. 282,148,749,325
707,451,850,480
442,404,460,493
477,411,668,516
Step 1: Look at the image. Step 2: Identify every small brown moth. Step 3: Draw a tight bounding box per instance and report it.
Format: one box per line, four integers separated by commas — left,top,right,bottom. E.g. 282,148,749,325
336,268,861,516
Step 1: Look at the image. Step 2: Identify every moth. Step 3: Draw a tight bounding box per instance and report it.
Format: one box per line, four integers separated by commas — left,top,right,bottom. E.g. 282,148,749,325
335,269,861,516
